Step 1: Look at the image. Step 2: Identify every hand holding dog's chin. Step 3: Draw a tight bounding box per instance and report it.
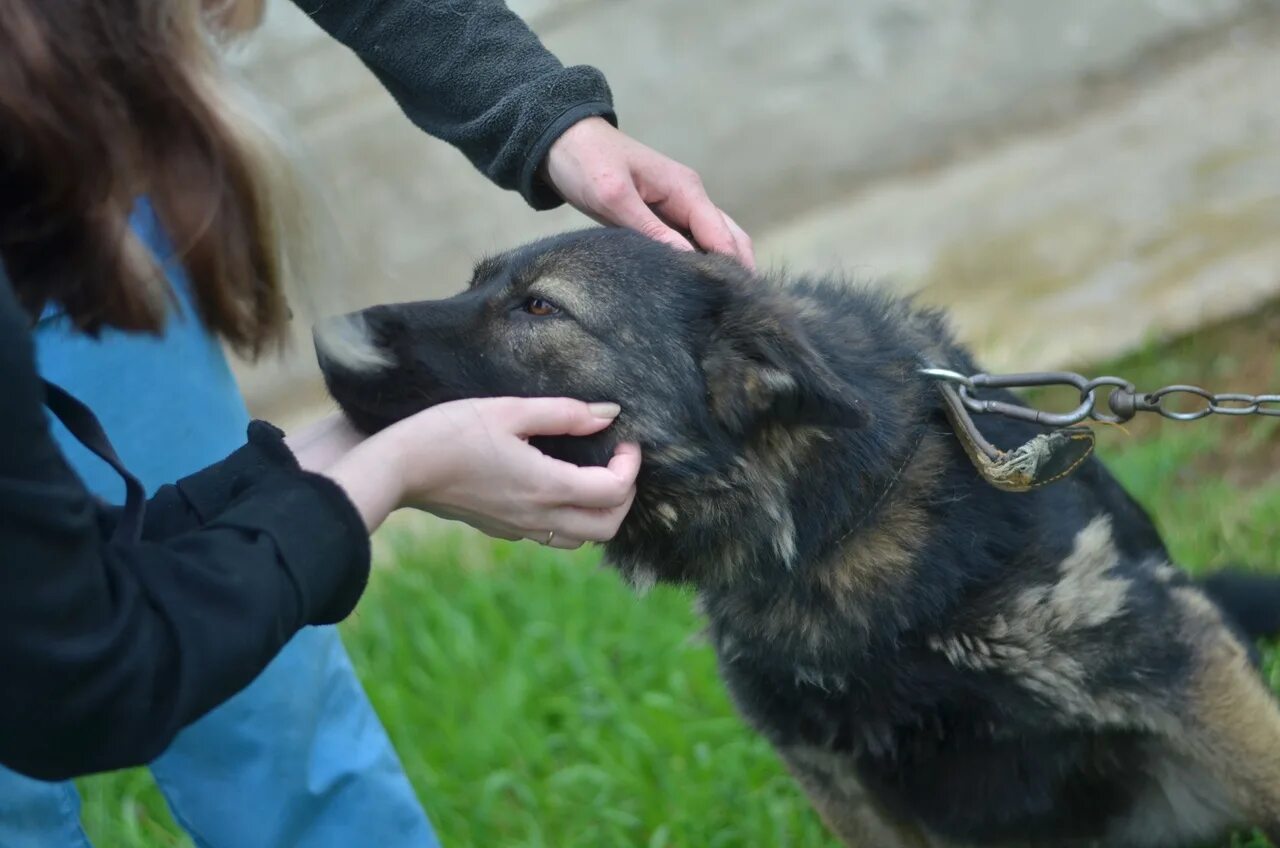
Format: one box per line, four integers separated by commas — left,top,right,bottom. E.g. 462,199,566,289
543,116,755,270
319,397,642,544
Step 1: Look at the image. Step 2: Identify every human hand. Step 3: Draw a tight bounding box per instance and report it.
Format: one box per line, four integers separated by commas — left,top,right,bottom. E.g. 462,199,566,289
544,117,755,270
323,397,641,547
285,411,366,473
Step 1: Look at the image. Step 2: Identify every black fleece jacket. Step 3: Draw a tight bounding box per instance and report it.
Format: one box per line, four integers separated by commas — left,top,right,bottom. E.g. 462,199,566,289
0,265,372,781
0,0,613,782
294,0,617,208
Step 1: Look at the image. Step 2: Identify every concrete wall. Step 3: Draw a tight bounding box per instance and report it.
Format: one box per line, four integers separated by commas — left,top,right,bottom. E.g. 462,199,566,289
227,0,1280,426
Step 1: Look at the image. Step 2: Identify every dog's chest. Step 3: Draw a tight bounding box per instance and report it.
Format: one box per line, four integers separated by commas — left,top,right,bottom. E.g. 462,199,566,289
705,617,925,759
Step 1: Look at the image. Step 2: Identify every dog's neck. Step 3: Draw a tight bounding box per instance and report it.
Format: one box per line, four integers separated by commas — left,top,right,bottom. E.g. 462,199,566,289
606,392,951,662
603,285,984,664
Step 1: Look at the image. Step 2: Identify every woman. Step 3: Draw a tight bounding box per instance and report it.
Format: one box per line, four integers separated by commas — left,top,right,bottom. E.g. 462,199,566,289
2,0,753,840
0,0,660,818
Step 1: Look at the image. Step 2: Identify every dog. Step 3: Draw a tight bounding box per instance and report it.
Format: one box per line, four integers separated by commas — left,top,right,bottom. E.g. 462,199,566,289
315,227,1280,847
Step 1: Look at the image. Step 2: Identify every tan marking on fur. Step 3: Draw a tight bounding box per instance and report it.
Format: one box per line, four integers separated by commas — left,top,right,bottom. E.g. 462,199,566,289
527,246,601,281
728,591,832,657
682,425,829,581
801,435,947,650
655,423,929,650
627,566,657,596
780,746,935,848
760,487,799,567
539,322,598,368
1173,586,1280,830
930,517,1153,725
655,502,679,529
1042,515,1130,629
928,629,1110,723
612,553,658,597
793,665,850,693
729,448,801,567
747,368,799,414
752,426,834,476
646,442,704,468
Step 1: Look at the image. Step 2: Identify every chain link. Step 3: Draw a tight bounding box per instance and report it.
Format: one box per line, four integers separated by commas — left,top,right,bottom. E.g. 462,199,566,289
919,368,1280,427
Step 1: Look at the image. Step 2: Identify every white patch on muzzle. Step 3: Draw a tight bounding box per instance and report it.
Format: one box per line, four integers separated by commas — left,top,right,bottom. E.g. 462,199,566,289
313,313,392,373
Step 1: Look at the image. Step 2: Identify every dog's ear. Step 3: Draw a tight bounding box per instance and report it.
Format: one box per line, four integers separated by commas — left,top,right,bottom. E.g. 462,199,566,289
696,259,870,434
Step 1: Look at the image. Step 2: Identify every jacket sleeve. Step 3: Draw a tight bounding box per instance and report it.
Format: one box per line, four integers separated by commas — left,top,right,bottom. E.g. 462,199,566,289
0,268,371,782
292,0,616,210
99,420,324,543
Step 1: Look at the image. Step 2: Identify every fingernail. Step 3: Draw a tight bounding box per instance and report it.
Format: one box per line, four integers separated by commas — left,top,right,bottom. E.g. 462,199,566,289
589,402,621,419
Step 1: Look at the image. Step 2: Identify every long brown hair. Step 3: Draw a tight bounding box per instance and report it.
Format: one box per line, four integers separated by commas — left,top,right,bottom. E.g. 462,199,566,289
0,0,299,358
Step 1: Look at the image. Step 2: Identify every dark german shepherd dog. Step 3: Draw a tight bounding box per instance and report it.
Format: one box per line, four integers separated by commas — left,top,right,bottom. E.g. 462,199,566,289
316,227,1280,847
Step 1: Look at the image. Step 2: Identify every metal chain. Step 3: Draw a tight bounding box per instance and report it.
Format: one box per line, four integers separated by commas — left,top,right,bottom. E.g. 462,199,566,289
920,368,1280,428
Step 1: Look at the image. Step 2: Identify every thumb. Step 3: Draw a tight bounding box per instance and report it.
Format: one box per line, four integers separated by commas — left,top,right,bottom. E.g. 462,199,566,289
503,397,623,438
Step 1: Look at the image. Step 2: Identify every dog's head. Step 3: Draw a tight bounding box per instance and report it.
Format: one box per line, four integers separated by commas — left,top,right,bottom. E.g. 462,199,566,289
315,228,871,473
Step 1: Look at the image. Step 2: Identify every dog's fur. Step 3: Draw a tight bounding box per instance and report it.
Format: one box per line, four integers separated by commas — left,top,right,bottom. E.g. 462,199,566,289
317,228,1280,847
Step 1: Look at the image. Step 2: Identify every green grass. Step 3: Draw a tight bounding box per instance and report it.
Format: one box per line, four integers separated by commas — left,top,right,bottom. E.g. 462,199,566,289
76,304,1280,847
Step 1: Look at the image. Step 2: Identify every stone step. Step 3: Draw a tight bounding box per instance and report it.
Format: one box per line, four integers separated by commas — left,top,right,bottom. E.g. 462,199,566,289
230,0,1280,426
756,17,1280,372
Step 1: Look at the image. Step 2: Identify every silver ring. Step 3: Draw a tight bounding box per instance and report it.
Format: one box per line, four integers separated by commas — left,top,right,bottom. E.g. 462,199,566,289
544,530,555,546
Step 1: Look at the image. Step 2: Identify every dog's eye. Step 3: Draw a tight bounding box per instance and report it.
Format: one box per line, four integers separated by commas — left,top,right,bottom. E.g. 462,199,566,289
522,297,560,317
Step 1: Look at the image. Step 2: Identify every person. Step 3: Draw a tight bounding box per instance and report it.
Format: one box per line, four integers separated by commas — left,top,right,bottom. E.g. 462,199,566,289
0,3,752,848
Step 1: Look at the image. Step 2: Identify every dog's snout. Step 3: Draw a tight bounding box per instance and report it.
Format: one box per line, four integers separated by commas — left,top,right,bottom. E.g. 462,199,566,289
312,311,393,374
359,305,408,339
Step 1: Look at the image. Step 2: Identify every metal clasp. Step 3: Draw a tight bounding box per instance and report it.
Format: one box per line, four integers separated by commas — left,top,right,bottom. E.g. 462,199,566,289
922,369,1096,428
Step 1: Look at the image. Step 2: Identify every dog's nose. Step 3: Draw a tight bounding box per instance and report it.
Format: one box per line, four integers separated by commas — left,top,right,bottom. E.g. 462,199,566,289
359,305,408,340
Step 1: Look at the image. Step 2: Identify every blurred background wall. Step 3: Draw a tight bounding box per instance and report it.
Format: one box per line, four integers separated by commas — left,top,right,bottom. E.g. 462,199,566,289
229,0,1280,427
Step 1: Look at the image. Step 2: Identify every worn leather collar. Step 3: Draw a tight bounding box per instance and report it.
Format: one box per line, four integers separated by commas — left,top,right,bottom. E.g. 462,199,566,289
933,378,1095,493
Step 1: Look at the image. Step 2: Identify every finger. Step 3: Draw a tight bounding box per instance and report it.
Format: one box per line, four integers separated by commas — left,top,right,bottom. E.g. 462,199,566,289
607,441,643,485
595,178,695,253
498,397,622,438
519,527,585,549
547,534,585,550
714,210,748,269
653,179,740,261
687,201,741,261
552,487,637,542
542,443,641,509
721,210,756,271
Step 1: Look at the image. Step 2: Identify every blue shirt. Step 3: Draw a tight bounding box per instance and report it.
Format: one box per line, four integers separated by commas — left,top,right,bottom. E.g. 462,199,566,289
33,200,251,501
